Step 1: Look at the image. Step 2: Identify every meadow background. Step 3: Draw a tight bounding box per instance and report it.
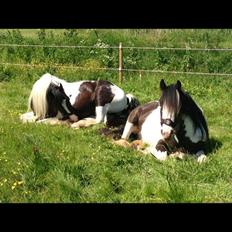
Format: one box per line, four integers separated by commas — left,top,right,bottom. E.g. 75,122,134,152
0,29,232,203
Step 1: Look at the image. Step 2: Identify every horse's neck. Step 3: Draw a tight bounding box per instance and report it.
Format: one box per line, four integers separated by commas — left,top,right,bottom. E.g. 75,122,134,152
179,114,207,143
51,75,67,85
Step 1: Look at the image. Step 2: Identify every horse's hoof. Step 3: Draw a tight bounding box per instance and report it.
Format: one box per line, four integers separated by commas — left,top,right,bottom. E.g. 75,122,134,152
169,152,187,160
130,140,146,150
197,154,207,164
20,112,36,123
113,139,130,148
71,122,81,129
152,150,168,161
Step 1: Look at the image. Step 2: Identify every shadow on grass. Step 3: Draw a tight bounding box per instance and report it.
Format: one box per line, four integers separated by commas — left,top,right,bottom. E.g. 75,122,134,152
207,137,222,154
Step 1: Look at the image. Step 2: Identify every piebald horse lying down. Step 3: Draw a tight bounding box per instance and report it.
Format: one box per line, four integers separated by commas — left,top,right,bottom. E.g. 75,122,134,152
114,79,209,163
20,73,139,128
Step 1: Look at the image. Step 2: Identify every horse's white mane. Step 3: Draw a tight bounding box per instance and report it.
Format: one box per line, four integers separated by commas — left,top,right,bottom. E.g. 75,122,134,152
28,73,63,120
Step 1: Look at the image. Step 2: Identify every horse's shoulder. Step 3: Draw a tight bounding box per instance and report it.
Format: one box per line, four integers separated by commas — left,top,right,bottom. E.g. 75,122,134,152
79,81,96,92
97,80,113,86
128,100,159,126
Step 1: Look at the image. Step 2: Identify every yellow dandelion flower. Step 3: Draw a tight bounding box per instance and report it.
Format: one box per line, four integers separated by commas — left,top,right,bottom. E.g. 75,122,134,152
17,181,23,185
11,185,16,190
3,179,7,183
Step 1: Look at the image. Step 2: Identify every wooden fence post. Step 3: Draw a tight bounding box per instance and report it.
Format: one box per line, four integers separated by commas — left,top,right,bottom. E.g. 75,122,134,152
119,42,123,83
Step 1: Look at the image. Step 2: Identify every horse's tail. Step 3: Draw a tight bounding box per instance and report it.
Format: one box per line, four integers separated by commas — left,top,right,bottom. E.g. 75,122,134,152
28,73,53,120
126,93,140,112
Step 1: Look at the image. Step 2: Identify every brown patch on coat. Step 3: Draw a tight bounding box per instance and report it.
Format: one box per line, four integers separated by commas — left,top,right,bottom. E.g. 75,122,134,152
127,101,159,133
71,80,115,119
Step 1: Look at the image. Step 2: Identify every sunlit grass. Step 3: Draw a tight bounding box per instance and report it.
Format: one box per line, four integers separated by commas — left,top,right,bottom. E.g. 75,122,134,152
0,69,231,203
0,29,232,202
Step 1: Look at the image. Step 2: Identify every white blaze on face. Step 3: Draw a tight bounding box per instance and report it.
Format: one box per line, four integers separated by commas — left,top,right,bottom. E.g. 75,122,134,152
161,90,180,138
161,104,175,138
61,99,71,114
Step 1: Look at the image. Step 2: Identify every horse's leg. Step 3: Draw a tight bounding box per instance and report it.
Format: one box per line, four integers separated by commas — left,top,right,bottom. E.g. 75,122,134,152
72,104,110,129
114,120,138,147
169,147,188,160
71,117,97,129
96,104,110,124
195,150,207,163
36,117,71,126
121,122,137,140
130,140,147,151
20,112,37,123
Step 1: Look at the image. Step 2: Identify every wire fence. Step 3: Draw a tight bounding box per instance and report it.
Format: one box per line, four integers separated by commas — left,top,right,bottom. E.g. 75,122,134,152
1,62,232,77
1,43,232,51
1,43,232,79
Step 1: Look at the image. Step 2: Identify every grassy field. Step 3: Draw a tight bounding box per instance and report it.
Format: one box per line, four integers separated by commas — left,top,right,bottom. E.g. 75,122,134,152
0,29,232,203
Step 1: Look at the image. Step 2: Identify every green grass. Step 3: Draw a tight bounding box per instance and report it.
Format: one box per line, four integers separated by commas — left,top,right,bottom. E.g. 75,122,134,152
0,70,231,203
0,29,232,203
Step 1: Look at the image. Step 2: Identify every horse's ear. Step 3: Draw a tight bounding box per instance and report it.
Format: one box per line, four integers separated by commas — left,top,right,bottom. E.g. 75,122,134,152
59,83,64,91
160,79,167,90
176,80,182,90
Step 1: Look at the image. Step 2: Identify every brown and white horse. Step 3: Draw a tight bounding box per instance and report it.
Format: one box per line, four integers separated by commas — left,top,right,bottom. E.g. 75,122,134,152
20,73,139,128
115,79,209,163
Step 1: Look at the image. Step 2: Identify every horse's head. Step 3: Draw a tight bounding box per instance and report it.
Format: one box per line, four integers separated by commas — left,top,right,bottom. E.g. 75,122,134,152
159,79,182,140
47,82,78,122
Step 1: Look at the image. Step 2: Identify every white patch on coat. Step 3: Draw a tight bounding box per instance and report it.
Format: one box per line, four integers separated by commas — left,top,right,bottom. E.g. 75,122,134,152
60,81,85,106
108,85,127,113
140,106,163,146
183,115,206,143
161,124,173,138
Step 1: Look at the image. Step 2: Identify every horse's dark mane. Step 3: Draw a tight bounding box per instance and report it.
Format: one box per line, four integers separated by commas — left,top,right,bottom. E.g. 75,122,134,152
159,84,180,115
179,88,209,138
159,82,208,140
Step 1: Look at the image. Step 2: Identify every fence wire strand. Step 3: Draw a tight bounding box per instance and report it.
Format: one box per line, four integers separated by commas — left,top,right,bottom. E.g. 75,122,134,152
1,43,232,51
1,62,232,77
